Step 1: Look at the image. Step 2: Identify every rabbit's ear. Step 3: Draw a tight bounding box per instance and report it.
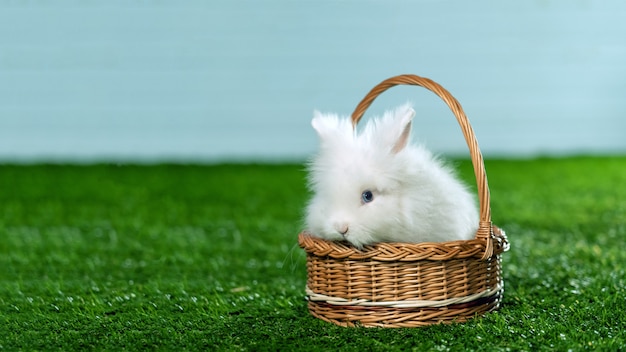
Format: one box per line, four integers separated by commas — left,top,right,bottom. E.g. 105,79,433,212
368,104,415,154
390,106,415,153
311,111,353,144
311,110,330,139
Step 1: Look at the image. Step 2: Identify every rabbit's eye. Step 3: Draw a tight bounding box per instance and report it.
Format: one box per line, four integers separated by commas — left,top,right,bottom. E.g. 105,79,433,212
361,190,374,204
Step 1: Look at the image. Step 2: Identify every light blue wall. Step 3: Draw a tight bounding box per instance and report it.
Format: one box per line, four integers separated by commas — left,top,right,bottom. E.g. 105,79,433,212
1,1,625,162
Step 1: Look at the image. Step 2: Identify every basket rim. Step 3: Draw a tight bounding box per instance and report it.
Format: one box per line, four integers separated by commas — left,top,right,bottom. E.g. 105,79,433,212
350,74,493,242
298,226,508,261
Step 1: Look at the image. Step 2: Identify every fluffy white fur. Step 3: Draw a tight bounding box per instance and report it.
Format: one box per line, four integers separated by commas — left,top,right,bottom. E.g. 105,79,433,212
305,104,478,248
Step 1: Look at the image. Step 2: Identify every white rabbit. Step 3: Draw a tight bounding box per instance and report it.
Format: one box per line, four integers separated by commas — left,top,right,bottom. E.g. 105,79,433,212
305,103,478,248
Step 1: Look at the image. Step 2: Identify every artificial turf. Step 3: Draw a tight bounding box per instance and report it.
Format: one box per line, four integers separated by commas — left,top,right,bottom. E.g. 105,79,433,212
0,157,625,351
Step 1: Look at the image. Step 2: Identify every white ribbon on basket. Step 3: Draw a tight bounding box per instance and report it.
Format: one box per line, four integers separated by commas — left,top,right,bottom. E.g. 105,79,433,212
305,284,502,309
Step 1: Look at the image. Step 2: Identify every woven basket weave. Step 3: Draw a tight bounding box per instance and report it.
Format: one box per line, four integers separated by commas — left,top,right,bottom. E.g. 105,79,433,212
298,74,510,328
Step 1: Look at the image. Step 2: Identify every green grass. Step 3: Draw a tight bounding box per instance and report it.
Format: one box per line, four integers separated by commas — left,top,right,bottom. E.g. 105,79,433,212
1,157,625,351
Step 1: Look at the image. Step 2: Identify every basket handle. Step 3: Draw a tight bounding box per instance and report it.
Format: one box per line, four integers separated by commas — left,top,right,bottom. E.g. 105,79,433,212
351,74,492,242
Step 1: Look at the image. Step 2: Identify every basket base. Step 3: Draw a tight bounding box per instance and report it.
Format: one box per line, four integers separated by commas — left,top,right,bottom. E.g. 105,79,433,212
307,291,502,328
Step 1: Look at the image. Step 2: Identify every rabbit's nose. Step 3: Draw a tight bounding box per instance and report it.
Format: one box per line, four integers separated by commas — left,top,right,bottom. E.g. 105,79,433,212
335,223,349,236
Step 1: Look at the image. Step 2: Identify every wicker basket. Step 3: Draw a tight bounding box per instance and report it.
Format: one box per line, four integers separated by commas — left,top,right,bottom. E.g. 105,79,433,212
298,74,510,328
